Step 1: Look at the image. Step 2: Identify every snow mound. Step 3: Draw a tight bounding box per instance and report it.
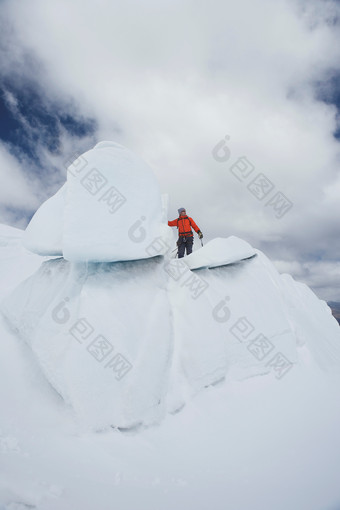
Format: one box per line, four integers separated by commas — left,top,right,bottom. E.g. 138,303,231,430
23,141,172,262
2,233,340,431
184,236,255,269
0,223,49,299
0,223,24,239
23,184,65,256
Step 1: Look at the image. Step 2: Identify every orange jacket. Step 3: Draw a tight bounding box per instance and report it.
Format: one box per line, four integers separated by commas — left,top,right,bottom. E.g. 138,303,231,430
168,215,200,237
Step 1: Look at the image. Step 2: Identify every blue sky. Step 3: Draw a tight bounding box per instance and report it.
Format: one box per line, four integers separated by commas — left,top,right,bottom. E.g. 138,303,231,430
0,0,340,301
0,77,96,157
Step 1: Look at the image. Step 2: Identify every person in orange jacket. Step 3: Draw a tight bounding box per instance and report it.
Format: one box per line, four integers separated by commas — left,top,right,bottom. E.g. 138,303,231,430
168,207,203,258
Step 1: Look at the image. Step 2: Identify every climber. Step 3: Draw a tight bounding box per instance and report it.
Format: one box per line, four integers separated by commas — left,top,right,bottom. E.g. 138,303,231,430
168,208,203,258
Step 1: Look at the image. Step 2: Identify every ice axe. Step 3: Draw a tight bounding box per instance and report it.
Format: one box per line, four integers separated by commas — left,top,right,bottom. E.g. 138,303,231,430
171,246,178,258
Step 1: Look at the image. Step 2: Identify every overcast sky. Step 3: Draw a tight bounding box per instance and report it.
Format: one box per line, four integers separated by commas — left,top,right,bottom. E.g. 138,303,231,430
0,0,340,301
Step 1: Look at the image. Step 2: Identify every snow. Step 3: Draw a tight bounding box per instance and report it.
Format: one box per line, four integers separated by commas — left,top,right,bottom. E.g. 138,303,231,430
1,142,340,509
2,230,340,431
1,256,172,429
183,236,255,269
0,285,340,510
23,141,172,262
0,224,51,297
23,184,65,256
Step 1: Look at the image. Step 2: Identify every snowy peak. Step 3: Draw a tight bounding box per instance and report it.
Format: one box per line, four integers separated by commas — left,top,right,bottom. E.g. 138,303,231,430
1,231,340,430
2,142,340,431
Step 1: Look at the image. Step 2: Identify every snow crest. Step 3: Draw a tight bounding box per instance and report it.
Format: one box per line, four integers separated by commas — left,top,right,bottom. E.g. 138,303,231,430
2,239,340,430
23,141,172,262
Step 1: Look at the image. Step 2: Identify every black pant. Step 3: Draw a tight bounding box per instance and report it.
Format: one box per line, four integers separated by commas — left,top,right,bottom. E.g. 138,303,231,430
177,236,193,258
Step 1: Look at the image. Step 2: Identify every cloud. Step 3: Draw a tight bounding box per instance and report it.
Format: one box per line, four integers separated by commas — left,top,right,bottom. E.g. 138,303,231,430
0,141,41,225
1,0,340,298
273,258,340,301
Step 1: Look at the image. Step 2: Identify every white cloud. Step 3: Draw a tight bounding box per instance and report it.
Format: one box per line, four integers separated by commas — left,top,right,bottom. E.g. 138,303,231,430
0,142,40,209
0,141,43,226
273,258,340,301
1,0,340,298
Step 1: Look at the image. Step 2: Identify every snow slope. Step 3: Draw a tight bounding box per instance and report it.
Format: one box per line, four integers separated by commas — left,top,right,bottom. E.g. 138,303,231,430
0,224,51,296
1,224,340,510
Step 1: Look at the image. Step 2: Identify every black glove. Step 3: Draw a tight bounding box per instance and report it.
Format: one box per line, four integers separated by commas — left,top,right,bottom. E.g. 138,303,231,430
198,231,203,239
